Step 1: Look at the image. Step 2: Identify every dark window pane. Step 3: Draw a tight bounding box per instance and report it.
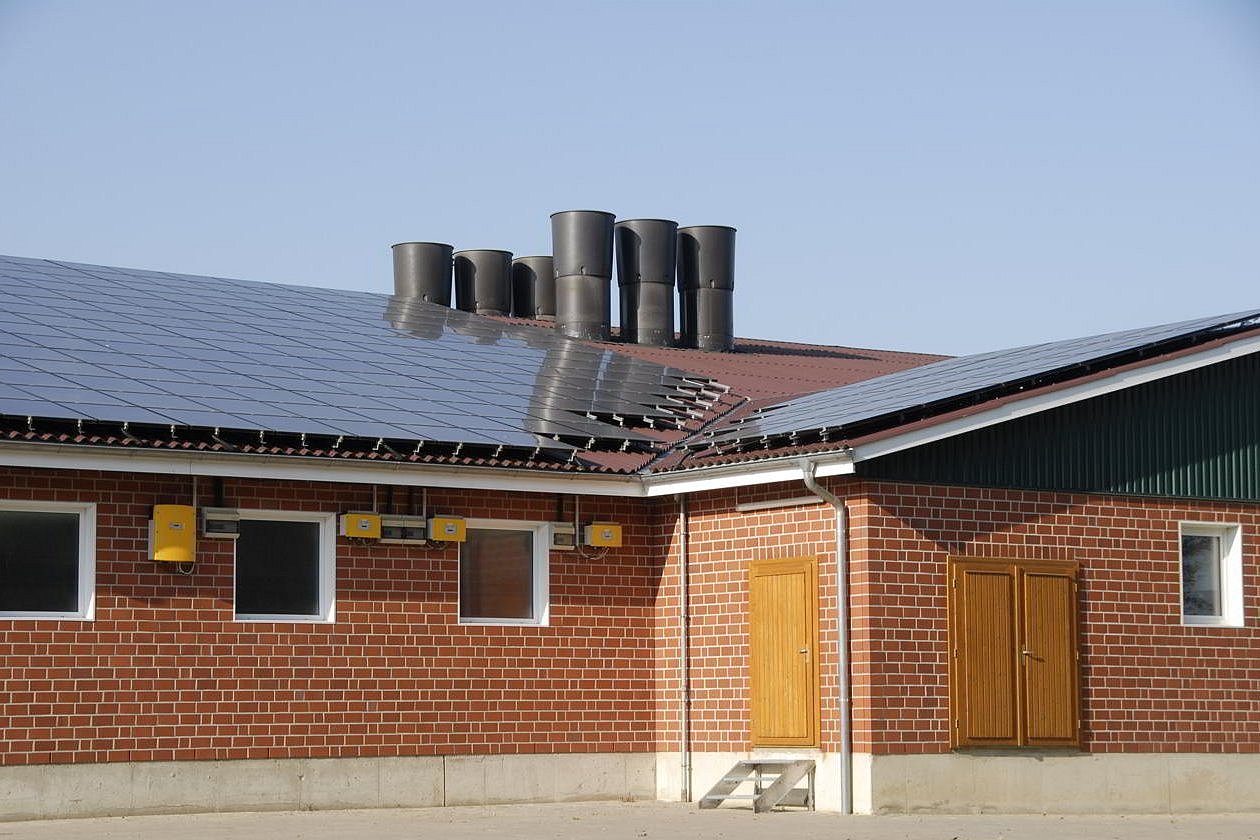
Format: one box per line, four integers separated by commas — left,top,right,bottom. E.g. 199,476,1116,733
236,519,321,617
1182,534,1222,617
0,510,80,613
460,529,534,620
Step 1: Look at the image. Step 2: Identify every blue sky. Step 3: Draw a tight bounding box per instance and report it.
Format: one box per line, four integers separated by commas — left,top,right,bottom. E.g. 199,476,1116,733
1,1,1257,355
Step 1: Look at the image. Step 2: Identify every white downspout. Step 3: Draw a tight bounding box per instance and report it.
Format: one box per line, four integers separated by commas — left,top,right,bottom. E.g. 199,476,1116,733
678,494,692,802
801,460,852,814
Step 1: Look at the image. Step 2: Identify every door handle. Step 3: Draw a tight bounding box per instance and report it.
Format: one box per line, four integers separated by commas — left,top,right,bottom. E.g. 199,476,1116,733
1021,649,1035,657
798,648,809,654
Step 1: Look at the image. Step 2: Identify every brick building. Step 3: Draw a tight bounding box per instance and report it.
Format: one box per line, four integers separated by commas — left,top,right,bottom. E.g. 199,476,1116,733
0,246,1257,818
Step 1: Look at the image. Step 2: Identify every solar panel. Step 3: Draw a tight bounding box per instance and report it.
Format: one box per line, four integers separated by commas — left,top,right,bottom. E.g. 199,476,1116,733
708,309,1260,446
0,254,724,455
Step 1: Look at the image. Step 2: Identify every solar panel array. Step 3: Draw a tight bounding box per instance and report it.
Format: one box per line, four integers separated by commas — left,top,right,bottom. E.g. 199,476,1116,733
707,309,1260,447
0,255,722,452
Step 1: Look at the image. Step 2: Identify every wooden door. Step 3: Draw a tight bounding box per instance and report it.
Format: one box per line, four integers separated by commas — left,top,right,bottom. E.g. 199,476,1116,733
1021,564,1079,746
949,557,1079,748
950,561,1020,746
749,556,819,747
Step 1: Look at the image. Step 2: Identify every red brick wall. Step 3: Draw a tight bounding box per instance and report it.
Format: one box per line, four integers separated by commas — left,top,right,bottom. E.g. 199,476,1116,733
853,480,1260,755
0,467,658,766
5,465,1257,768
653,477,1260,758
652,484,842,753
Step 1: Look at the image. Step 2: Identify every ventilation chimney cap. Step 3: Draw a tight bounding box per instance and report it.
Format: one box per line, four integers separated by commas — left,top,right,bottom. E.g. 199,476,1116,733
549,209,617,219
551,210,616,279
677,226,736,291
391,239,455,249
511,256,556,320
392,241,454,305
453,249,513,316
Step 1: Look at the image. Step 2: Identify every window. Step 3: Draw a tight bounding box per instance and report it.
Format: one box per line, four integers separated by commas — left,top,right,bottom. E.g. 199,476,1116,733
948,557,1079,748
234,510,335,622
458,519,549,625
0,500,95,619
1180,523,1243,627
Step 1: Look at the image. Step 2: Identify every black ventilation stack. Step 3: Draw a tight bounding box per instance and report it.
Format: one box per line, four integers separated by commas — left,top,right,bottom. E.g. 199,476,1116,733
615,219,678,347
551,210,615,341
511,256,555,320
453,249,513,315
392,242,453,305
677,226,736,351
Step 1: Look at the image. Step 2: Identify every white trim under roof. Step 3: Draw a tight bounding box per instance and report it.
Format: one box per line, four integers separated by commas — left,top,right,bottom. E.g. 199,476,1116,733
0,331,1256,497
0,441,853,497
849,330,1260,465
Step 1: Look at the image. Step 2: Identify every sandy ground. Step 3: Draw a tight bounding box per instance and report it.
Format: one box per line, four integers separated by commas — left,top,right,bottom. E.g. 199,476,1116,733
0,802,1257,840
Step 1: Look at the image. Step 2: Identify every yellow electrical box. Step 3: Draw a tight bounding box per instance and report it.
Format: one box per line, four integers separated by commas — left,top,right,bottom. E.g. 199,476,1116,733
584,522,623,548
428,516,467,542
151,504,196,563
339,512,382,539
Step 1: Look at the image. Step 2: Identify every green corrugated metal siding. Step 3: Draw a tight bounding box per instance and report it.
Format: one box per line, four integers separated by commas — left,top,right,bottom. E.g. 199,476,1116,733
861,352,1260,502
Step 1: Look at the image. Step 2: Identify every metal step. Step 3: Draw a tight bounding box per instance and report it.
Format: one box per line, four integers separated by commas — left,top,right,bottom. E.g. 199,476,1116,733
697,759,816,813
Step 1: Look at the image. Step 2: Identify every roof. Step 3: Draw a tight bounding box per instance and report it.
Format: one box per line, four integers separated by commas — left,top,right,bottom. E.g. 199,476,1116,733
575,337,946,401
0,253,1256,479
685,309,1260,464
0,255,735,472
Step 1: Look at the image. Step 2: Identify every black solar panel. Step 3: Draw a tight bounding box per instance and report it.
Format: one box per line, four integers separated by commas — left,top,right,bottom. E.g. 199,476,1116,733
708,309,1260,447
0,255,723,452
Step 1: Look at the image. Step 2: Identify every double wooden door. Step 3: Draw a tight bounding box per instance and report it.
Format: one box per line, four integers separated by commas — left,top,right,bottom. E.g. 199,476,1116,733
949,557,1080,748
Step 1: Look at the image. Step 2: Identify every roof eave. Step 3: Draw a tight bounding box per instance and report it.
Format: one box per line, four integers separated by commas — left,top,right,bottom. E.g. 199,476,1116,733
0,436,856,498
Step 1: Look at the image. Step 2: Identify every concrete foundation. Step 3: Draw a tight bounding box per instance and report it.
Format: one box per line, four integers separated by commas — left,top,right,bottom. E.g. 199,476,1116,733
866,752,1260,814
0,753,655,822
664,750,1260,815
8,750,1258,820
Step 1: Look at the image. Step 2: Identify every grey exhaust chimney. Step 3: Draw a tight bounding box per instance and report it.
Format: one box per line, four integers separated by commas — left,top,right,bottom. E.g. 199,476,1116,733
551,210,615,341
677,225,736,351
511,256,555,320
392,242,453,305
615,219,678,347
453,249,513,315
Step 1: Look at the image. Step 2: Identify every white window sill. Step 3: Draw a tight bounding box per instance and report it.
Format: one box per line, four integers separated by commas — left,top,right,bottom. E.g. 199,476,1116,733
458,617,548,627
1181,616,1245,628
235,614,335,624
0,612,93,620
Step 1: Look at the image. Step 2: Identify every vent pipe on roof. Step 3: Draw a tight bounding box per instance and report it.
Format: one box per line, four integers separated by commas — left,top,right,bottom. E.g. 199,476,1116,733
453,249,513,316
392,242,453,305
615,219,678,347
677,226,736,352
511,256,555,320
552,210,615,341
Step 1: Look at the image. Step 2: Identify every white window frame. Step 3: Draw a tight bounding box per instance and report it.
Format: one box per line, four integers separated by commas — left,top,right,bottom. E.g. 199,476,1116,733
233,509,336,623
0,499,96,620
1179,522,1243,628
457,518,550,627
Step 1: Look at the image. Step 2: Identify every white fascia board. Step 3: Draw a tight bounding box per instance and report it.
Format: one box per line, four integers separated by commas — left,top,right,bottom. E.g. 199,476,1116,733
639,453,854,496
0,445,637,497
0,441,855,499
852,332,1260,465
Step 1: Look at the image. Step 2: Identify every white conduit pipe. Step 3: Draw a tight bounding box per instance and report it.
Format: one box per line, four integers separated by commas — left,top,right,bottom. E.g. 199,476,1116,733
678,493,692,802
801,460,853,814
